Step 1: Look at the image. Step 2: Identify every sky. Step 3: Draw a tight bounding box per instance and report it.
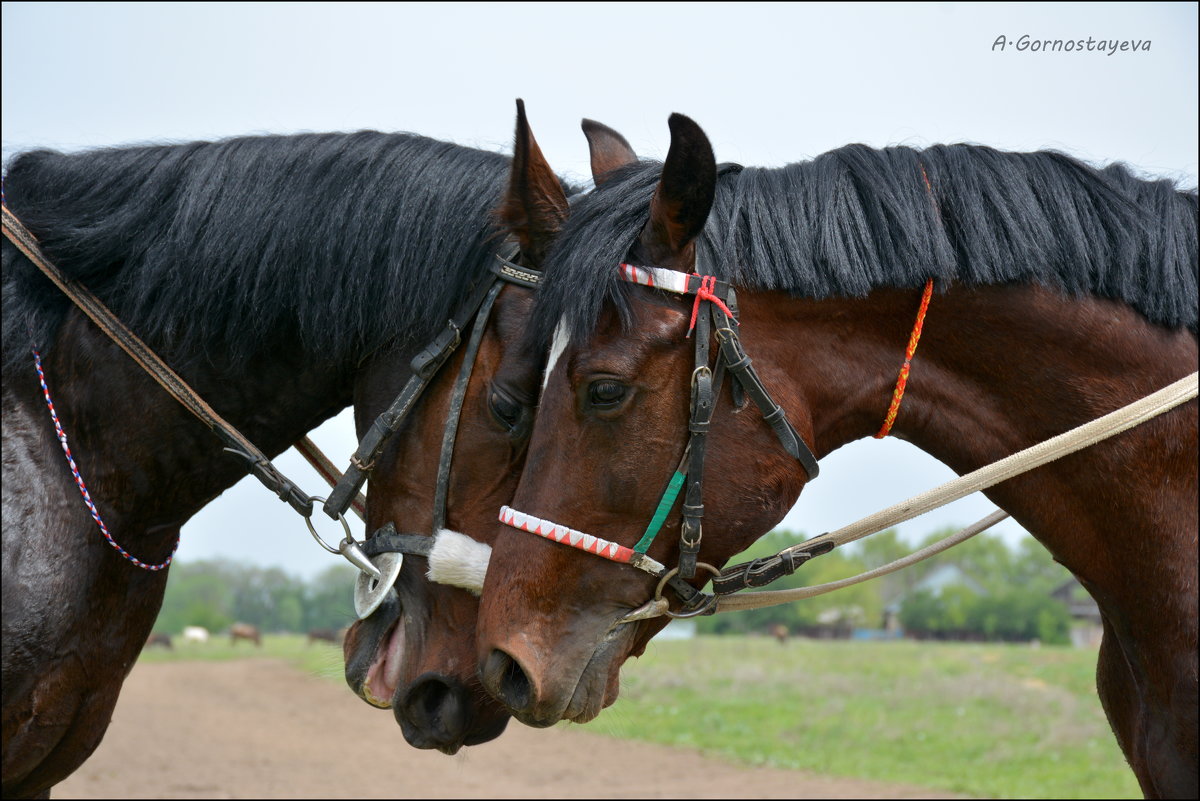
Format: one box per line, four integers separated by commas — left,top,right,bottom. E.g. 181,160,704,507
3,2,1196,580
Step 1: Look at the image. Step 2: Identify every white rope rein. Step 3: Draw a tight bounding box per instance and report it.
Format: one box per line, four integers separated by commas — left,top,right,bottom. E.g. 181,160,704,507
715,371,1197,613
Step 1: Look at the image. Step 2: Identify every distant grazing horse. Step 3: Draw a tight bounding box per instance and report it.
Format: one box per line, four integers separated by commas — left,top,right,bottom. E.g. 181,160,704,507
1,122,569,797
229,623,262,647
474,115,1197,798
770,624,788,645
181,626,210,645
144,633,172,650
307,628,342,646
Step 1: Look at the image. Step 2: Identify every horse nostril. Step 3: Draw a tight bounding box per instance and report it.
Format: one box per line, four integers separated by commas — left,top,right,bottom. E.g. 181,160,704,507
484,648,533,713
398,674,466,749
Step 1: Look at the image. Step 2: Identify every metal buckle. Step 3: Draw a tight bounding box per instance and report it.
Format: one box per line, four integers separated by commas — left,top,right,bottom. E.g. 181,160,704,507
654,563,720,619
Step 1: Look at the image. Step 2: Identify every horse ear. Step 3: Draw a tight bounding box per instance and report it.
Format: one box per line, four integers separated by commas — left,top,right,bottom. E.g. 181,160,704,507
499,99,570,266
581,119,637,187
638,113,716,267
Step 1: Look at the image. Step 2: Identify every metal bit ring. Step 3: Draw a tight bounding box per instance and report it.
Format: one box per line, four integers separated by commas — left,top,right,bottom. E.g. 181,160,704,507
654,562,721,618
305,496,354,554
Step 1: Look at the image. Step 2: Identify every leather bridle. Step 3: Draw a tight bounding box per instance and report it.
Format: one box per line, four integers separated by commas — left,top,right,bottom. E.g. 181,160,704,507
4,201,538,618
346,248,543,616
498,257,822,617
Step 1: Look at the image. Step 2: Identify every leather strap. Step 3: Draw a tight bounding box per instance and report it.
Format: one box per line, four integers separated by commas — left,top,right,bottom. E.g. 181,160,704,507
714,316,820,480
432,281,503,531
294,436,366,521
360,522,435,558
324,243,529,520
3,204,318,518
679,298,714,580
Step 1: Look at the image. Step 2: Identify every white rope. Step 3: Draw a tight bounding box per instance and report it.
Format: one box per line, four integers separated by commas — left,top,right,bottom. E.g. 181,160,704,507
711,371,1197,614
716,510,1008,612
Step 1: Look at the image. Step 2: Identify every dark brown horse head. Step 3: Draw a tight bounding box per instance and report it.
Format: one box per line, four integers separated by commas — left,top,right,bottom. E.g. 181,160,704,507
475,114,814,727
342,101,639,752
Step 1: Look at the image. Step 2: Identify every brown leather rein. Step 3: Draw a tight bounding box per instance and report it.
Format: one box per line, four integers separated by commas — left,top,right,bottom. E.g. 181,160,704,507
2,203,534,603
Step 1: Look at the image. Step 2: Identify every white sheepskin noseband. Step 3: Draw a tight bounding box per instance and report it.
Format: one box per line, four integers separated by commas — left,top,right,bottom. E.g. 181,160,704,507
426,529,491,595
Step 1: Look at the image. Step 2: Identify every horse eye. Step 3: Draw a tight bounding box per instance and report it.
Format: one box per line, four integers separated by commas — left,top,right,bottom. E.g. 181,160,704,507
489,389,522,428
588,380,627,408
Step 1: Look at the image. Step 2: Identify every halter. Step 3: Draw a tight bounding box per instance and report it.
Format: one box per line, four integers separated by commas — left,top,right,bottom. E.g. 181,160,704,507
499,256,821,616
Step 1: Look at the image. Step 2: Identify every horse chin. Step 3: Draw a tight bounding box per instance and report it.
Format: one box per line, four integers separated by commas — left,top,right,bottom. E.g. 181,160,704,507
567,626,631,724
514,619,636,728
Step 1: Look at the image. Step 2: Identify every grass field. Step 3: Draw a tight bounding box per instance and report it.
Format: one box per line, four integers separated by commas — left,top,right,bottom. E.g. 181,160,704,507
139,634,1139,799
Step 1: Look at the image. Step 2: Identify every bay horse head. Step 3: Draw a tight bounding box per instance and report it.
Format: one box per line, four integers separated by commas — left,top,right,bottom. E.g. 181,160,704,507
475,113,1198,799
341,100,639,754
475,114,807,727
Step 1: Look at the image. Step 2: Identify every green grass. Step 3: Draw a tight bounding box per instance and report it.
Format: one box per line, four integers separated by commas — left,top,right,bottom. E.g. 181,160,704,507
138,634,1139,799
587,637,1138,799
138,632,347,683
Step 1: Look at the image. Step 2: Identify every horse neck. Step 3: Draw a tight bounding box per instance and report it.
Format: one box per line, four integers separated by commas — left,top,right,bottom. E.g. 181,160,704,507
20,305,356,541
745,281,1197,584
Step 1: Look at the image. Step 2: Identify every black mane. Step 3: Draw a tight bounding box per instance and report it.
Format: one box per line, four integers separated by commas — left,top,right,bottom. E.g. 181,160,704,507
3,131,524,373
533,144,1198,347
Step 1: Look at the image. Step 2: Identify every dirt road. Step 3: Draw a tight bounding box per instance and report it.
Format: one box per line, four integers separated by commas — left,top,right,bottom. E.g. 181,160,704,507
55,660,959,799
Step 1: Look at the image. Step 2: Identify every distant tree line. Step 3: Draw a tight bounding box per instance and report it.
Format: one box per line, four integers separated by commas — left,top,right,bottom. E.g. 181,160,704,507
153,559,359,635
156,529,1075,645
695,528,1073,644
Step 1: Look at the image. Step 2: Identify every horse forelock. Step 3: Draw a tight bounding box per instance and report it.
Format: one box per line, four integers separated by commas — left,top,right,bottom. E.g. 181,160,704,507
1,131,520,374
530,145,1198,348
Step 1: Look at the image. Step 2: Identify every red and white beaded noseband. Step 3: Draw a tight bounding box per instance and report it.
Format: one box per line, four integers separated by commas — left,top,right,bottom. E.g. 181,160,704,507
498,505,667,576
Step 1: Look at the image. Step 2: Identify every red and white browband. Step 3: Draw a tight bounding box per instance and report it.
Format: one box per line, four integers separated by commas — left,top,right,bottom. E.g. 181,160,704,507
498,505,667,576
618,262,695,293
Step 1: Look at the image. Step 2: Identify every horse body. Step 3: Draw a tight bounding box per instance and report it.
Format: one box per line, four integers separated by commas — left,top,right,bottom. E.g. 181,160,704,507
229,623,262,647
1,129,521,797
145,633,173,649
181,626,209,644
307,628,342,645
2,317,346,796
473,117,1197,797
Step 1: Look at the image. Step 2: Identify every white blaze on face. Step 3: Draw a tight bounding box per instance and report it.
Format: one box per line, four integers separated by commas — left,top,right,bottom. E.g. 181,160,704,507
542,317,571,396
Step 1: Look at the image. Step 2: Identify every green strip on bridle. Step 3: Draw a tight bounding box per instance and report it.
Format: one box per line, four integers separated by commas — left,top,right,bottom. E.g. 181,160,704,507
633,469,686,554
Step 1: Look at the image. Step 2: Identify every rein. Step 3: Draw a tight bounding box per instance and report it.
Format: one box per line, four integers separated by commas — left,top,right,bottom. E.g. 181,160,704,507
4,202,536,616
3,204,328,522
713,369,1198,613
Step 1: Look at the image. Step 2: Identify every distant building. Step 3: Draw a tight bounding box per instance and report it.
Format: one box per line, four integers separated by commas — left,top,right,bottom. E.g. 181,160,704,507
882,563,985,635
656,619,697,640
1051,577,1102,648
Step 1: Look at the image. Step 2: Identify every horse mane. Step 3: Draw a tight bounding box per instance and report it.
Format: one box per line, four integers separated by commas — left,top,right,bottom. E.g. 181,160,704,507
2,131,532,373
532,144,1198,348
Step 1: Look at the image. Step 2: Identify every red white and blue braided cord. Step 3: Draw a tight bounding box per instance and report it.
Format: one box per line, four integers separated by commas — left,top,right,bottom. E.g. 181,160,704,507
33,349,178,571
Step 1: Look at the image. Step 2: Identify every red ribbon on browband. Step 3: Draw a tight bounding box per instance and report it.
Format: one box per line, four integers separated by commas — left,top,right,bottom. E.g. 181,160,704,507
687,274,736,337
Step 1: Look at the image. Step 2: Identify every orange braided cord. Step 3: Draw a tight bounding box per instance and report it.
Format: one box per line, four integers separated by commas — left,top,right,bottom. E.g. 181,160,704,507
875,278,934,438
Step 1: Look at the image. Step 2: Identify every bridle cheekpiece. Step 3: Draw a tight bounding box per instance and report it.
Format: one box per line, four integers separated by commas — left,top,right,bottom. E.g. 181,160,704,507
498,259,822,617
